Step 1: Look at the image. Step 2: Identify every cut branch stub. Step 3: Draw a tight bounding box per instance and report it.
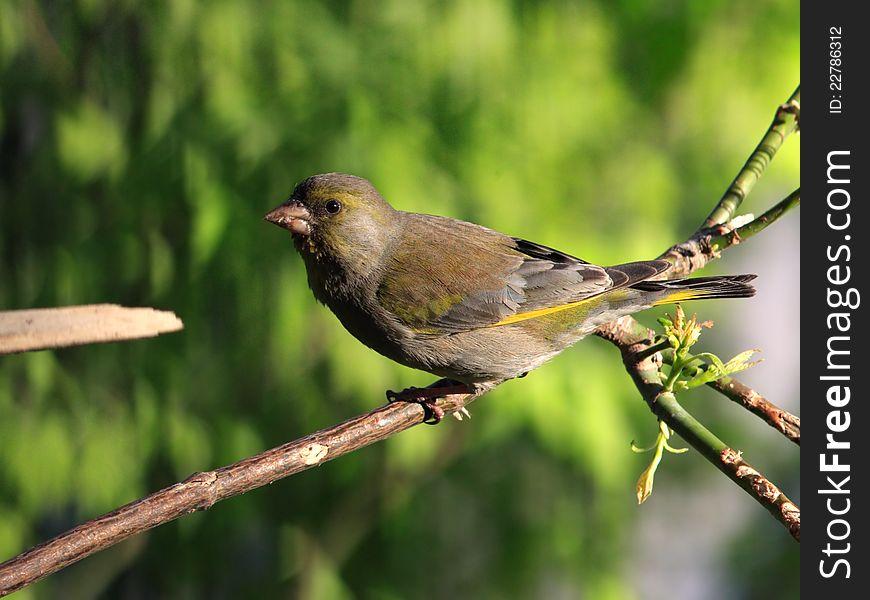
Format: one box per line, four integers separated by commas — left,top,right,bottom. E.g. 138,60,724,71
0,305,184,355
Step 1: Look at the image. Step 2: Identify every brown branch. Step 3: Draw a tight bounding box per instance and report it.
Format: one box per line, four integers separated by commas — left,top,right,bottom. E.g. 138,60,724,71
0,305,183,355
719,447,800,541
0,393,474,596
708,377,801,445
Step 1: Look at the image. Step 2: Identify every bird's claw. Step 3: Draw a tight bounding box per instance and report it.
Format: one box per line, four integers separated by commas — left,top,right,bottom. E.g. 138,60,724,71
421,400,445,424
386,379,480,425
452,406,472,421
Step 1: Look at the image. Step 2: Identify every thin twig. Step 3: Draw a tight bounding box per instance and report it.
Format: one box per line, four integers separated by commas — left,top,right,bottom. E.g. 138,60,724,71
708,188,801,251
709,377,801,445
0,393,473,596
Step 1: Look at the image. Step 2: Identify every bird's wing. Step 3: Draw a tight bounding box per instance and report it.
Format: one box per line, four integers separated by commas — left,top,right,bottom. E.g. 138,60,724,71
376,214,667,334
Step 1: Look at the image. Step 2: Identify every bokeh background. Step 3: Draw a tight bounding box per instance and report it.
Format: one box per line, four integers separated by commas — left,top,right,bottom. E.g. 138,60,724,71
1,1,799,598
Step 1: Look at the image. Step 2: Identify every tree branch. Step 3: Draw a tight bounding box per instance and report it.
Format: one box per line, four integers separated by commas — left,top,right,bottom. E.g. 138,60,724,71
709,376,801,445
0,393,474,596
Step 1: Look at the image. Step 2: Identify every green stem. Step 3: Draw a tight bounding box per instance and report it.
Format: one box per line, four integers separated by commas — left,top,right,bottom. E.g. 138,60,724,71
662,361,684,392
704,86,800,227
710,188,800,250
635,339,671,362
652,392,727,463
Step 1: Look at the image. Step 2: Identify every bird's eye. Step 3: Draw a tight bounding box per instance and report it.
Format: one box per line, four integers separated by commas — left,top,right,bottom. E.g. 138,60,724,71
325,199,342,214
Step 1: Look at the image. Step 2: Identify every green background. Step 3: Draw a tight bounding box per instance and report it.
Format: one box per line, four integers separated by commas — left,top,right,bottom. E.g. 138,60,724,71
1,1,799,598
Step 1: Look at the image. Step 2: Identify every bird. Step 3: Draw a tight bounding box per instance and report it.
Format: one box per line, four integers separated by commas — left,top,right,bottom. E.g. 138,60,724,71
265,173,755,422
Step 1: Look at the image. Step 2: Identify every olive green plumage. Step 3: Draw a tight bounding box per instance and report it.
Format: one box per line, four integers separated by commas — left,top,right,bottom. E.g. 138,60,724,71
265,173,755,392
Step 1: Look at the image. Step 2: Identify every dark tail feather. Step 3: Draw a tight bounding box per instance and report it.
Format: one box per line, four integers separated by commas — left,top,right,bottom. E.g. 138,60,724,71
630,274,757,305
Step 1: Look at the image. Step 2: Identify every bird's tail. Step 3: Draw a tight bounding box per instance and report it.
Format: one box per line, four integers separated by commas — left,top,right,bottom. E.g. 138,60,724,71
494,268,756,338
569,272,757,334
629,274,757,306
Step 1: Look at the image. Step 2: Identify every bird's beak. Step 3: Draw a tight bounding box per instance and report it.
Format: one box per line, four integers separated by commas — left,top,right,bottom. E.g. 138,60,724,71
264,201,312,236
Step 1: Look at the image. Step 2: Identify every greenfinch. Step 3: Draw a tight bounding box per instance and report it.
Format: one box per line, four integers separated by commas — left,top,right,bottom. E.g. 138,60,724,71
265,173,755,421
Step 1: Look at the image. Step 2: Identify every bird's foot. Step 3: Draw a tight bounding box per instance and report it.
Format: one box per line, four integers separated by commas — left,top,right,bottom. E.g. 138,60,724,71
386,386,445,423
385,379,475,425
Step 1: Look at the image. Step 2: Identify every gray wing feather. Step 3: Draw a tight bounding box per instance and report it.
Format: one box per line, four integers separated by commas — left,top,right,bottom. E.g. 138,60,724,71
428,234,615,330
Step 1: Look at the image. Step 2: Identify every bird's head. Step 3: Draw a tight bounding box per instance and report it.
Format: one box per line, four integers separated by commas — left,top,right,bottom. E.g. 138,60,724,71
265,173,400,276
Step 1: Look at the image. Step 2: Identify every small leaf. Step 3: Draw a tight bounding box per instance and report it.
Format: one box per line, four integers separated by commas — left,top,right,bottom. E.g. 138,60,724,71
634,421,681,504
723,349,762,375
674,304,685,329
684,367,719,389
696,352,728,375
636,458,658,504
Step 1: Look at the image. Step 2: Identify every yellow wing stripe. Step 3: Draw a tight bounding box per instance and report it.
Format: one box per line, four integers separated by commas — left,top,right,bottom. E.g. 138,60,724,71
490,290,631,327
490,286,727,328
490,299,592,326
651,290,707,306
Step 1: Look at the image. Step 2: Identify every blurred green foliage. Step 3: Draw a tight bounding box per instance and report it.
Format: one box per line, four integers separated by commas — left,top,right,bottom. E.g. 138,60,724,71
1,0,798,598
